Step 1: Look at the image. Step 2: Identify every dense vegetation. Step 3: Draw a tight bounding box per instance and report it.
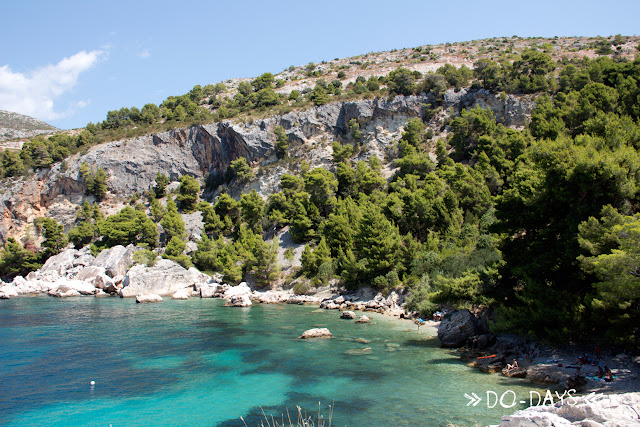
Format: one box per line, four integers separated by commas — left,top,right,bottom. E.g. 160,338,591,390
1,37,640,350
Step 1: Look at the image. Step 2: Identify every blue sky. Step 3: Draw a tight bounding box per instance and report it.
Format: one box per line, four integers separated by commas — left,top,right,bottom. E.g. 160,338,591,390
1,0,638,130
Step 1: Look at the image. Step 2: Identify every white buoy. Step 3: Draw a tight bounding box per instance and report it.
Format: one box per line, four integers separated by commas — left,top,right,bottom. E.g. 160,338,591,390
90,381,95,386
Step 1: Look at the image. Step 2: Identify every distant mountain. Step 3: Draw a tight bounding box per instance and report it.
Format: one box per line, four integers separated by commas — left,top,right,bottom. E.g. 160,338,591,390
0,110,59,143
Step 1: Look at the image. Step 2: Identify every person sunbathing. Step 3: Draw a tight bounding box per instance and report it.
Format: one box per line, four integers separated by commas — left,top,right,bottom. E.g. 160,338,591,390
506,359,519,371
604,366,613,382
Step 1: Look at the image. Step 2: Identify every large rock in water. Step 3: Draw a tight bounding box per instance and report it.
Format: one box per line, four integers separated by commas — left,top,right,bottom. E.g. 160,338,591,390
340,311,357,319
136,294,163,303
500,391,640,426
226,294,252,307
299,328,333,339
120,259,202,297
437,309,488,348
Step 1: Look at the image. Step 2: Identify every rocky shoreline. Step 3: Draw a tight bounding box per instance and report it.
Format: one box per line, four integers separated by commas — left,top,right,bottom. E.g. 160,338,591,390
2,248,638,425
0,245,405,314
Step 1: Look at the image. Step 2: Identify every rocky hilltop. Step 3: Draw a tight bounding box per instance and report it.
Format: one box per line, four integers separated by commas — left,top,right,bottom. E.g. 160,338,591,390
0,110,59,145
0,89,533,243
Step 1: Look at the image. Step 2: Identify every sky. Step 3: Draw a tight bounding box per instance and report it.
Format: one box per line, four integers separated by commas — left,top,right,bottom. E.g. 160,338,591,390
1,0,638,130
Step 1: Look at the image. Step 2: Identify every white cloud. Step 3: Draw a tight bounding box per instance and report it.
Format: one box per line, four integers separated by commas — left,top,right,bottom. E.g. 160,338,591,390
138,48,151,59
0,50,105,121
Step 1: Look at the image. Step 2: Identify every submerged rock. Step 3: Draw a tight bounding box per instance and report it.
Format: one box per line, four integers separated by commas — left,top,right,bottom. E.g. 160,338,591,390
344,347,372,355
299,328,333,339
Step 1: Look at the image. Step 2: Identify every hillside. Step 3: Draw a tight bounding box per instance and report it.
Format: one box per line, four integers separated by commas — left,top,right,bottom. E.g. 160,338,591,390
1,35,640,349
0,110,59,146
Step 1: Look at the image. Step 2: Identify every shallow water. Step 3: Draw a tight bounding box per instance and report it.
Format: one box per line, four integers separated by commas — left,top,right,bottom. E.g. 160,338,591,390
0,298,543,426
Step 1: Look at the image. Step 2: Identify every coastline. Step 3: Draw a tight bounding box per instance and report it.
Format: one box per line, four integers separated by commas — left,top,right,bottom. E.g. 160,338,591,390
455,335,640,397
3,284,639,425
2,245,638,425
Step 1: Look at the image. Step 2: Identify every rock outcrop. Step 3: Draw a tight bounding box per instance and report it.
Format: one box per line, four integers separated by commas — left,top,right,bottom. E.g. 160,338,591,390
437,309,489,348
92,245,138,278
119,259,210,297
0,93,535,245
500,392,640,426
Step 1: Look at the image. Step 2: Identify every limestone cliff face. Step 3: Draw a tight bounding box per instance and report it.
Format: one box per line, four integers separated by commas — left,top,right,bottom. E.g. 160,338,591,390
0,91,534,243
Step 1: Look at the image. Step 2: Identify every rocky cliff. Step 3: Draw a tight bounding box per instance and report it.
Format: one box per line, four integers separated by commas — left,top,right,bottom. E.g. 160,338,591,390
0,90,534,243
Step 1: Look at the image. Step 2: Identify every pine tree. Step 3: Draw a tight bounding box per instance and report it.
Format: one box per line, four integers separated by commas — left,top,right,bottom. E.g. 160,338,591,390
177,175,200,213
252,238,280,288
93,168,108,200
160,197,185,241
355,206,402,282
154,172,169,198
240,190,265,233
274,125,289,158
36,217,68,256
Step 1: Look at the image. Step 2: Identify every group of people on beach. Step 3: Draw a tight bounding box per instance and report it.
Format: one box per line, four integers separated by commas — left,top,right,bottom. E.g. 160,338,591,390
574,350,614,382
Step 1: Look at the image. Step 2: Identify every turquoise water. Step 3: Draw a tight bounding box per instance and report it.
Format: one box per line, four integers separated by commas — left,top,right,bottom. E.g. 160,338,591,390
0,298,542,426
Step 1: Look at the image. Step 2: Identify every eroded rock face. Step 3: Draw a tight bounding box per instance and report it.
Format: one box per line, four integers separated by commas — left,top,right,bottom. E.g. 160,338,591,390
0,94,535,245
437,309,489,348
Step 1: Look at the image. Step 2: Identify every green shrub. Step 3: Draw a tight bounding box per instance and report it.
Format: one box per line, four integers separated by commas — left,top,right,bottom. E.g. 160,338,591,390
133,249,158,267
293,280,311,295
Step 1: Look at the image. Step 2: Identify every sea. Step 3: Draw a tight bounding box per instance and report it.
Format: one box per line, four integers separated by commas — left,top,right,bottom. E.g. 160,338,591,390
0,297,544,426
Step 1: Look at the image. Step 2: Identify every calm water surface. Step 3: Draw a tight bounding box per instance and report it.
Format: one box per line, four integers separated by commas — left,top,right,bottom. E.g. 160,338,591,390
0,297,542,426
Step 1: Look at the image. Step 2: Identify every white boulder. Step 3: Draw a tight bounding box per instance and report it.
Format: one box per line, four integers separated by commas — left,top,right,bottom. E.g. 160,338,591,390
299,328,333,339
0,284,19,298
224,282,252,298
39,249,83,276
136,294,163,303
119,259,201,297
200,282,224,298
93,245,138,278
226,294,252,307
171,289,190,300
54,279,97,295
